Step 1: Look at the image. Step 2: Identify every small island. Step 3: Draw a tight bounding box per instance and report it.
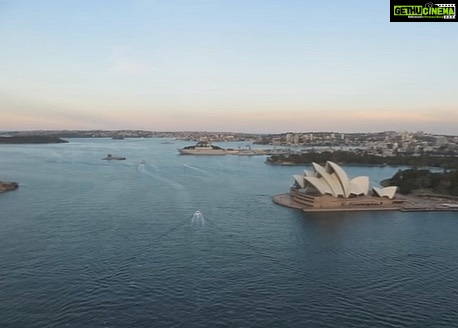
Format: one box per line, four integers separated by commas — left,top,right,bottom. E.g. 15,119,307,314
0,135,68,144
0,181,19,193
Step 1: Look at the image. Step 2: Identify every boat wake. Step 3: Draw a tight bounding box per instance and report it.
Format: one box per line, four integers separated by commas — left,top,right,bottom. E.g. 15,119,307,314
183,164,213,176
139,166,185,191
191,210,205,227
137,163,146,173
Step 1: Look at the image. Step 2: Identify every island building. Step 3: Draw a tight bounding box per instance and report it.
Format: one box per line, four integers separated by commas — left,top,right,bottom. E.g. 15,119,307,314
274,161,403,211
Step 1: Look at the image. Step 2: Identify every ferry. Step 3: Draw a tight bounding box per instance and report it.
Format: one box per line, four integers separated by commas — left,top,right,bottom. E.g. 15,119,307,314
102,154,126,160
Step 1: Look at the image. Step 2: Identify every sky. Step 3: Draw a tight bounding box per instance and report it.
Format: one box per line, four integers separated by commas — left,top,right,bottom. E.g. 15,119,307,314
0,0,457,134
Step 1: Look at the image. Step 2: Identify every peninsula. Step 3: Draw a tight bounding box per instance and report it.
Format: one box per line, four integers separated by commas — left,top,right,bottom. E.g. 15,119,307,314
273,161,458,212
266,151,458,170
0,136,68,144
381,168,458,196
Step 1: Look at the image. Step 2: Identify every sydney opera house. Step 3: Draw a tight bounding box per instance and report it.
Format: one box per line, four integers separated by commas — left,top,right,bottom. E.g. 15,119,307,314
274,161,402,211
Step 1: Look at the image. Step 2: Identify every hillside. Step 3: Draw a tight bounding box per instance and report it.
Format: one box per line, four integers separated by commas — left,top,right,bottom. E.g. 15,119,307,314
0,136,68,144
266,151,458,169
381,169,458,196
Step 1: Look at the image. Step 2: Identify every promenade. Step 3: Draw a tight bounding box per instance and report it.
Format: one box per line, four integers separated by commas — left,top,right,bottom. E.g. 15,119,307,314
273,193,458,213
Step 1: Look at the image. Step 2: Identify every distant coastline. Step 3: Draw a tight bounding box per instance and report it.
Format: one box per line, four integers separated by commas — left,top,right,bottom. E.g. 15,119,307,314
266,151,458,169
0,136,68,144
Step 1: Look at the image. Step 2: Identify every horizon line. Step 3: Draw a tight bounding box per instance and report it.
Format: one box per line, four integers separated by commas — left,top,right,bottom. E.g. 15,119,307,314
1,129,455,137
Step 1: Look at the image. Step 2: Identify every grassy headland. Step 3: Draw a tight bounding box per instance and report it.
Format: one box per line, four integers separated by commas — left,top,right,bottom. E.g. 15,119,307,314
382,169,458,196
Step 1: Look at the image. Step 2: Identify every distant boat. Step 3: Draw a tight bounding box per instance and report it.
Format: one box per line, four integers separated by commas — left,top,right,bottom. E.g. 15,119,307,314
102,154,126,160
140,160,146,164
178,141,226,155
112,136,125,140
237,150,257,156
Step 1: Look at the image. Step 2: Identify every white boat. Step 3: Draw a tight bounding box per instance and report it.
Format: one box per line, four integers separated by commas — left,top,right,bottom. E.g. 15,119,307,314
178,141,226,155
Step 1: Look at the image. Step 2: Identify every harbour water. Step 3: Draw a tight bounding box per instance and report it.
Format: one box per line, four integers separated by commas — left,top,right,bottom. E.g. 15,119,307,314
1,138,457,327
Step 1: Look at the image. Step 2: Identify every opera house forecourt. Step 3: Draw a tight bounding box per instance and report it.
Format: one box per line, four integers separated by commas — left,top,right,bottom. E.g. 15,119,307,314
273,161,458,212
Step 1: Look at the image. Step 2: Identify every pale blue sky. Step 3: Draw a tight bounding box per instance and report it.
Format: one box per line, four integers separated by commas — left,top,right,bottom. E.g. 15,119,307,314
0,0,457,133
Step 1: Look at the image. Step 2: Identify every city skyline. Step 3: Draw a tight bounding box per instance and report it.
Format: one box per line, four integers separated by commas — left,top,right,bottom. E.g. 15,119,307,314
1,1,457,134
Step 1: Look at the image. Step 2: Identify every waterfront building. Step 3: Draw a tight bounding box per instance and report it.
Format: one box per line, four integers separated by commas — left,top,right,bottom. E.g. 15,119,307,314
275,161,401,211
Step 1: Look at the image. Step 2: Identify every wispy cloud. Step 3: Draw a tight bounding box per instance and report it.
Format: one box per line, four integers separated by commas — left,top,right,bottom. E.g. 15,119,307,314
111,61,143,74
109,46,146,74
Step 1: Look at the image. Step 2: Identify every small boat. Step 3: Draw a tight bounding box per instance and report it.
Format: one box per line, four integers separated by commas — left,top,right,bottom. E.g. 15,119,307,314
140,160,146,164
237,150,257,156
102,154,126,160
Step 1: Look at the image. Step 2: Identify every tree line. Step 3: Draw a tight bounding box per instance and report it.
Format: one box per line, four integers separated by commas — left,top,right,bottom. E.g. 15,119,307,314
266,151,458,169
382,169,458,196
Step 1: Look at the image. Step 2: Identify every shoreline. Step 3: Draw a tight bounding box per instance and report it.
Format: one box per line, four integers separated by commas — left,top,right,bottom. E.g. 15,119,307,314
0,135,67,144
267,162,392,167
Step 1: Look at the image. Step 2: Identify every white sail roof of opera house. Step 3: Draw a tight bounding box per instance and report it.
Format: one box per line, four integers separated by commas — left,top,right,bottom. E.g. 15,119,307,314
372,186,397,199
293,161,396,199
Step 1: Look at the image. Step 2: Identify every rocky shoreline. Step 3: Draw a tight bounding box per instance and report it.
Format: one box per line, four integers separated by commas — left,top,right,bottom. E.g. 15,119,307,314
0,181,19,193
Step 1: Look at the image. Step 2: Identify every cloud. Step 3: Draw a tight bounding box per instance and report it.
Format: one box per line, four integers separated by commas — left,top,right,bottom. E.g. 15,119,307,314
111,61,143,74
109,46,146,74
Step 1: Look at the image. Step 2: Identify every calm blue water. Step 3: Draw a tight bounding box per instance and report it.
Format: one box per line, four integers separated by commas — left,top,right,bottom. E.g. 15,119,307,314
1,138,457,328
